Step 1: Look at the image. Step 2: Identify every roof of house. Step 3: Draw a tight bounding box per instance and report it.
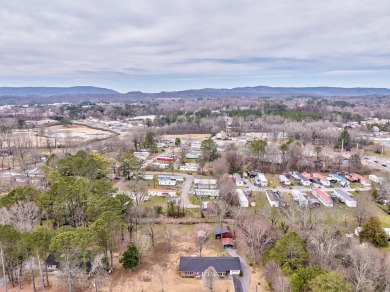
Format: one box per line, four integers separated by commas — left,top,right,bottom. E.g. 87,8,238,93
334,189,356,202
45,254,60,266
214,226,231,235
313,173,327,181
312,188,332,203
221,238,235,246
351,173,369,182
179,256,241,273
331,174,349,183
296,173,310,181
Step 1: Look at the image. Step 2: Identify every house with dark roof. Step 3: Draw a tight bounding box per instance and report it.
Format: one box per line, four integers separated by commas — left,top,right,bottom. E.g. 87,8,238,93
179,256,242,278
214,226,232,239
45,254,60,270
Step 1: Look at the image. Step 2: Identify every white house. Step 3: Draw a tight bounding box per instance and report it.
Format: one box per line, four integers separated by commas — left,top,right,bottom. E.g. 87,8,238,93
312,188,333,207
152,162,170,169
158,179,177,186
143,174,154,180
148,189,177,197
186,152,202,159
291,190,309,206
236,189,249,207
194,189,220,198
369,174,385,184
333,189,357,207
313,173,331,187
255,173,268,187
194,178,217,185
279,175,291,186
158,175,184,182
265,190,280,207
233,173,245,187
294,172,311,186
331,174,350,187
179,163,199,172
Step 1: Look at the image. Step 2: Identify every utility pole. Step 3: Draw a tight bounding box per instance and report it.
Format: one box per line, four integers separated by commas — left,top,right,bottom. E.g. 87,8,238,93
341,139,344,153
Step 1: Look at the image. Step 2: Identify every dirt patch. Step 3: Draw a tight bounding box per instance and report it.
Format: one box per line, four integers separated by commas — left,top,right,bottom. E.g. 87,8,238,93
98,225,235,292
48,124,113,136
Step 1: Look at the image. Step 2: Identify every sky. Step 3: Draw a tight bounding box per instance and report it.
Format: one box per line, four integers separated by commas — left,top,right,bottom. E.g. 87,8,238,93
1,0,390,93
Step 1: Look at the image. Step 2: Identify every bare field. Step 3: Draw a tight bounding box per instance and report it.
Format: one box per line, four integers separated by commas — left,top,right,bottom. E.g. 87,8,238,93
49,124,112,135
102,225,234,292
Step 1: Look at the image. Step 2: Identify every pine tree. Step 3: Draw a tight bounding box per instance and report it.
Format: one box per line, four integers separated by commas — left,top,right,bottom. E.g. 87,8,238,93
120,243,140,270
360,216,388,247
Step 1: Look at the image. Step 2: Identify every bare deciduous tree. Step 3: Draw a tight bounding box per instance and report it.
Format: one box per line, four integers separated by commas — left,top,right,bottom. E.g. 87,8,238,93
163,219,176,253
201,266,218,292
239,218,275,265
195,224,211,257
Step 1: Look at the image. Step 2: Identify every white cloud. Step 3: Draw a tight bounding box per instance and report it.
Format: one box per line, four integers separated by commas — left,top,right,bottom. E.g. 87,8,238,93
0,0,389,91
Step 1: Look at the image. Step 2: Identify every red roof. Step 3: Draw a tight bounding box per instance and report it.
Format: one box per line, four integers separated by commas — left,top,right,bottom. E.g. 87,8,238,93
312,188,332,202
313,173,327,181
221,238,235,246
351,173,369,182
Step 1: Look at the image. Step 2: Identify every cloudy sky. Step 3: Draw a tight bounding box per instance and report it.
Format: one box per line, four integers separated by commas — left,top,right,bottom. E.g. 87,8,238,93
1,0,390,92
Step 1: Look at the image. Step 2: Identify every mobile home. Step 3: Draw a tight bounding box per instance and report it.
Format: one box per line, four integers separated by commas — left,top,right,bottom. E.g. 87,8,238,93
333,189,357,207
265,189,280,207
330,174,350,187
255,173,268,187
236,189,249,207
312,188,333,207
313,173,331,187
279,175,291,186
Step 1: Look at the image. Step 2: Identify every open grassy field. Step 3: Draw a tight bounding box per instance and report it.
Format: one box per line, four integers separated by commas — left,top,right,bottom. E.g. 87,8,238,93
162,134,211,141
105,224,236,292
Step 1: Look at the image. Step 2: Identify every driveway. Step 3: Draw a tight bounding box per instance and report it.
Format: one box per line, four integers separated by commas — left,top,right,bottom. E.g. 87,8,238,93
233,276,244,292
227,249,250,292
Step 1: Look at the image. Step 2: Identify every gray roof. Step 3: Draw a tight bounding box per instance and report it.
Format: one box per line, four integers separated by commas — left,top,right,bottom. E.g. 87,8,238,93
179,257,242,273
214,226,231,235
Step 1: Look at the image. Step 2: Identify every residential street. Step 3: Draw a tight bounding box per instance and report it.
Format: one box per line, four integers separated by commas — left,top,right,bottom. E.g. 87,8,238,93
144,171,199,208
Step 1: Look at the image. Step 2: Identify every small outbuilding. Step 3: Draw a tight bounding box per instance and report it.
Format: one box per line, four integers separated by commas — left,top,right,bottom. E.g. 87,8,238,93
214,226,232,239
221,238,235,249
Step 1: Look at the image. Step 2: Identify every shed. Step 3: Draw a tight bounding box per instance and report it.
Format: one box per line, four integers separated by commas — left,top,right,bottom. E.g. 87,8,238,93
221,238,235,249
214,226,232,239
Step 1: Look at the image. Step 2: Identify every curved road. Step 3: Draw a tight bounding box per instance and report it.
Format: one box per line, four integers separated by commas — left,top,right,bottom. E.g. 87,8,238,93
144,171,199,208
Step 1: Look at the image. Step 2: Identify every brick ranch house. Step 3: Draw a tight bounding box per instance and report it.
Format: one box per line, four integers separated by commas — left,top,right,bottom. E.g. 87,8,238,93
179,256,242,278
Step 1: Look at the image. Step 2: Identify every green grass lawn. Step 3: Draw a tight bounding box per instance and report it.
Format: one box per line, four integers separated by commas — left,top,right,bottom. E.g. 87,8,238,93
365,150,390,158
143,196,167,210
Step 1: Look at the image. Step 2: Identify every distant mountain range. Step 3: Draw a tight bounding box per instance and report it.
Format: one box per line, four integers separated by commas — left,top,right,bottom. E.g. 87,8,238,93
0,85,389,105
179,85,390,96
0,86,118,97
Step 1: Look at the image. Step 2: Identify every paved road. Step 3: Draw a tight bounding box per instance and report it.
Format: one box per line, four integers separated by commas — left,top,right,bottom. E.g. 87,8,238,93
144,171,199,208
362,156,390,172
227,249,250,292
